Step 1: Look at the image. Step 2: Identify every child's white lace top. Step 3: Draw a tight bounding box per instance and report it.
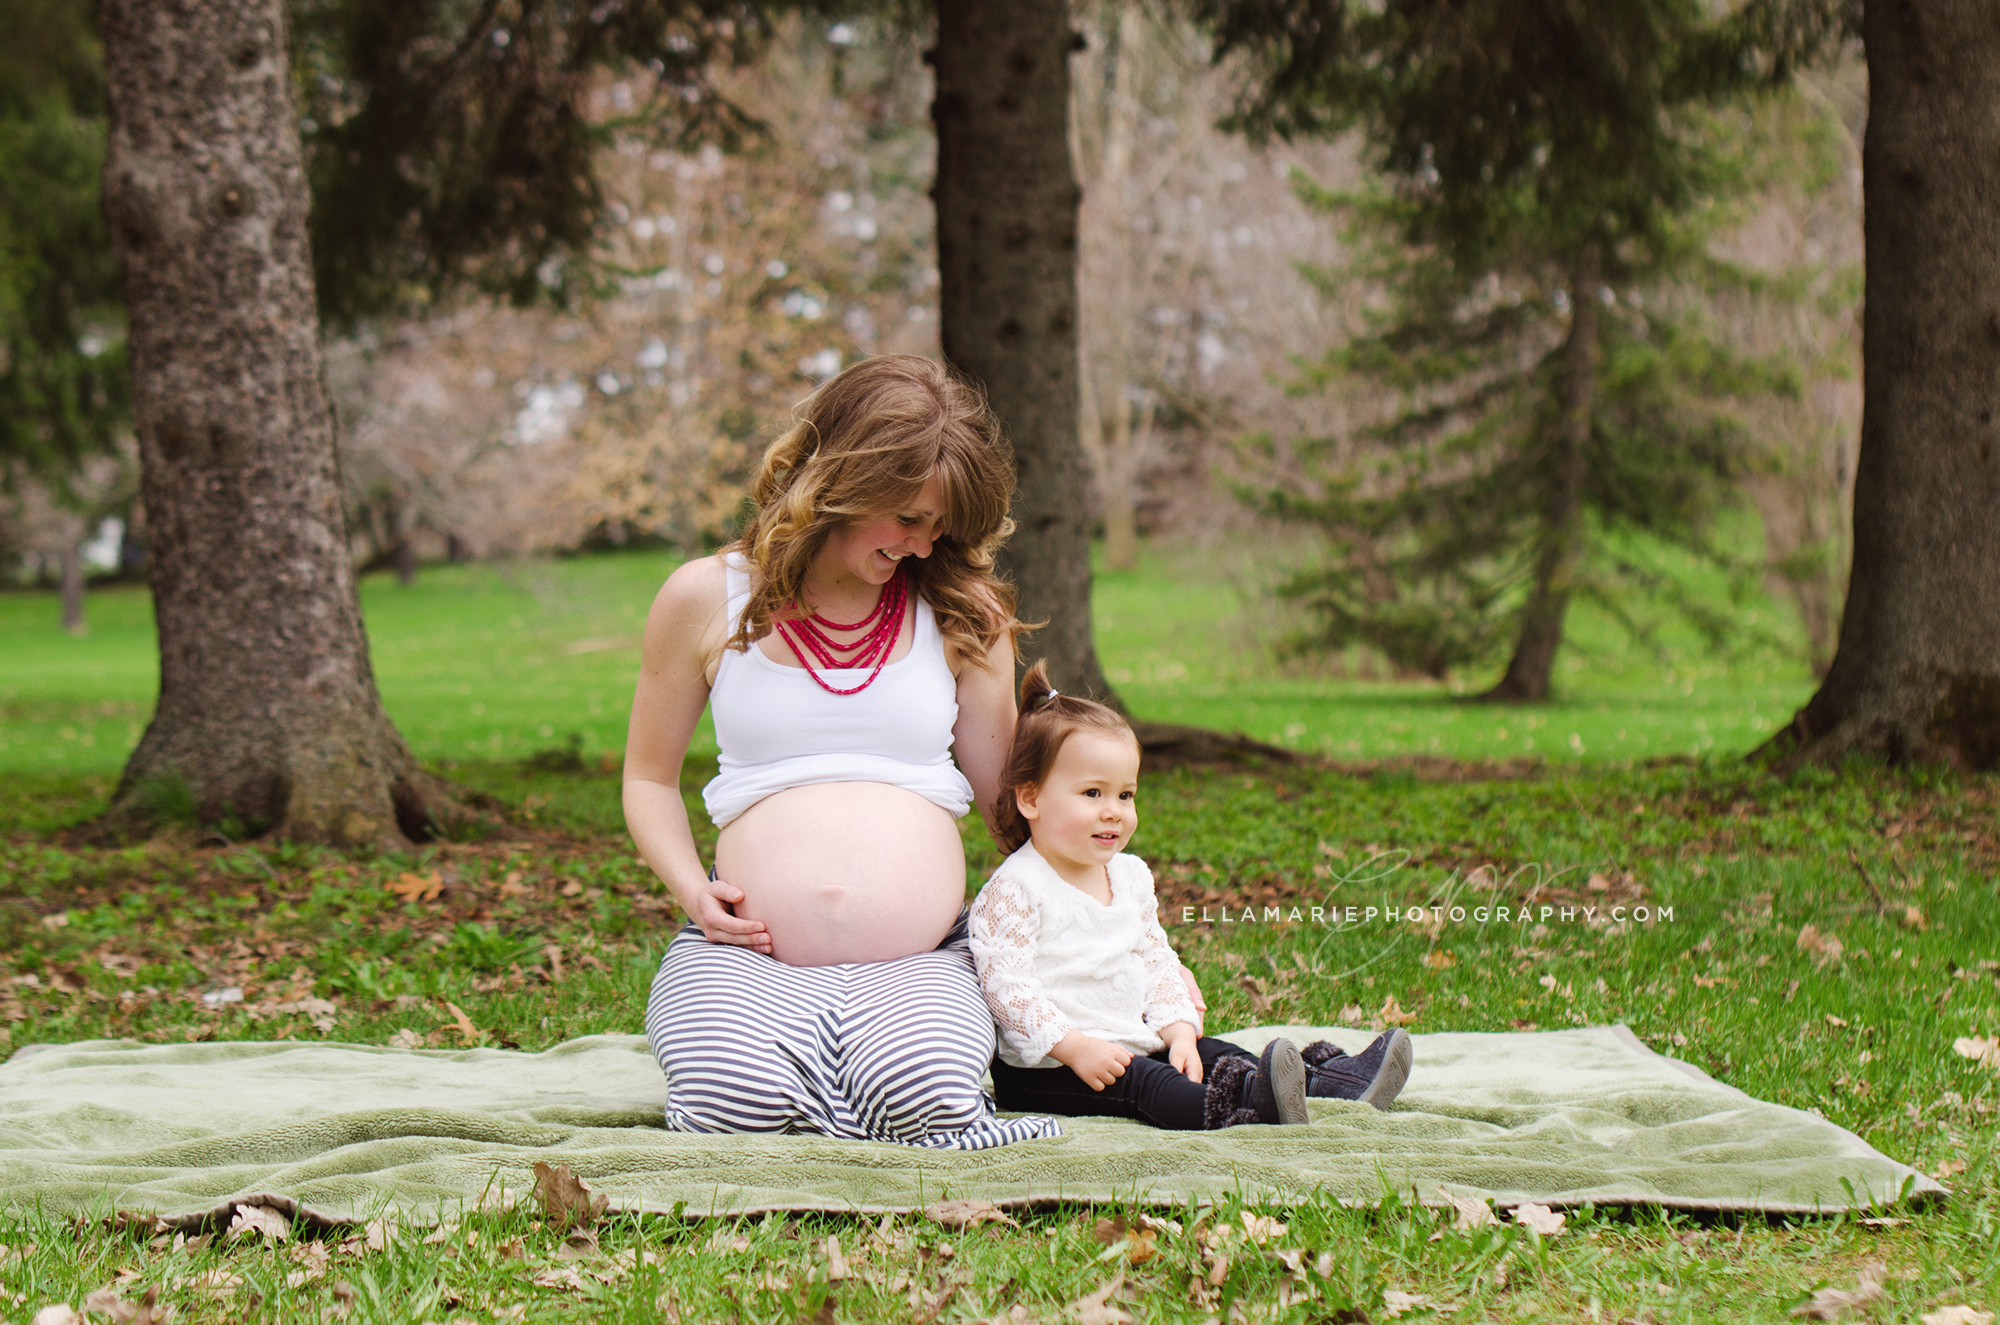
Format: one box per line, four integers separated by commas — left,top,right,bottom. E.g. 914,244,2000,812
968,841,1202,1069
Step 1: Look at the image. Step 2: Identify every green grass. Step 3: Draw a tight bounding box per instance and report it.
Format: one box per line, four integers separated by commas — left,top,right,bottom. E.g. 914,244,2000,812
0,555,694,781
0,534,1815,780
1095,537,1817,762
2,759,1998,1321
3,540,1997,1322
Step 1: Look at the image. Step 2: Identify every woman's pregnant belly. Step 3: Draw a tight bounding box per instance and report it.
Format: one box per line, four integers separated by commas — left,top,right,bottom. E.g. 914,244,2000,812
715,781,967,966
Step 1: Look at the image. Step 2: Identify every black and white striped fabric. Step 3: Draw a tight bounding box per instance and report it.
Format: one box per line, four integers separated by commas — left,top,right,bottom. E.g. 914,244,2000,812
645,911,1063,1150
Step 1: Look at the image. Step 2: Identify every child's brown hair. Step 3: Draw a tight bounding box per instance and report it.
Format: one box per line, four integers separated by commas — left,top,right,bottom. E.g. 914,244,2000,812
991,659,1138,855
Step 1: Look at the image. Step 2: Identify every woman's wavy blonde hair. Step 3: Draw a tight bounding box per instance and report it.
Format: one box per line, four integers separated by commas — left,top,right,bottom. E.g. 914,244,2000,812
727,355,1022,666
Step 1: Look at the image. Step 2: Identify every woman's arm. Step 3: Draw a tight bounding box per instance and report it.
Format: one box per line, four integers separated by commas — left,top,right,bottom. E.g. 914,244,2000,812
950,616,1016,840
622,556,770,952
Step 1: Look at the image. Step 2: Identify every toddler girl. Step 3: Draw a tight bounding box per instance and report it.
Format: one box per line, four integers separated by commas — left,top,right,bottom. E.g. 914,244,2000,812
969,662,1411,1130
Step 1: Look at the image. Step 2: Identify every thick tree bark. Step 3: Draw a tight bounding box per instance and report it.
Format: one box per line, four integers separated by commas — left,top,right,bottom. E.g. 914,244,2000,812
99,0,459,844
1759,3,2000,772
933,0,1120,704
1480,248,1600,703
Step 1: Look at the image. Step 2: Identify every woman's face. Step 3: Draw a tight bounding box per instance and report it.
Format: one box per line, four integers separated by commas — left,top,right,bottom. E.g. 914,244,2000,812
822,474,948,587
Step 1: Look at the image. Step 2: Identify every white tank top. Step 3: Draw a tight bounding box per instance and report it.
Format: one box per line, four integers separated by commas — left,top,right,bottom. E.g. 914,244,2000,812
701,552,977,829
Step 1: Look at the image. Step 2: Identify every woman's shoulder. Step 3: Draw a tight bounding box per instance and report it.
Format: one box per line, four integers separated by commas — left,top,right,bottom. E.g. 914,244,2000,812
658,551,730,604
645,554,734,669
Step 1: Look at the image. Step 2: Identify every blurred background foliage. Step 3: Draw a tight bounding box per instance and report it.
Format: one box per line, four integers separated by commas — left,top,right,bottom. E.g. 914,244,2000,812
0,0,1863,717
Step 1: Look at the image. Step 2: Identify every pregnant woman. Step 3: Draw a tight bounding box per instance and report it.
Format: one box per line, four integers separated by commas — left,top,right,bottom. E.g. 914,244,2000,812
624,355,1063,1148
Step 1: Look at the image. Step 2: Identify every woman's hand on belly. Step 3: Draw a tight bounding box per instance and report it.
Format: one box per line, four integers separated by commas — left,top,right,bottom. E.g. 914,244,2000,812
685,874,773,955
716,782,967,966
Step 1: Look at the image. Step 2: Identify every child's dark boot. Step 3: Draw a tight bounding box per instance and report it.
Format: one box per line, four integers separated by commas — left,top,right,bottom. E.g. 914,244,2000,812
1301,1030,1411,1110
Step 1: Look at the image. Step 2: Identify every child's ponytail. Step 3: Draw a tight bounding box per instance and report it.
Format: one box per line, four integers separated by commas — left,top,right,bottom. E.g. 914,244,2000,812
990,660,1136,855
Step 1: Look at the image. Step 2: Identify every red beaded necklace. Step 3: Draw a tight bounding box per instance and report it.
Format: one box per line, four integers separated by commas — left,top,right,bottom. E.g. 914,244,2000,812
774,564,908,695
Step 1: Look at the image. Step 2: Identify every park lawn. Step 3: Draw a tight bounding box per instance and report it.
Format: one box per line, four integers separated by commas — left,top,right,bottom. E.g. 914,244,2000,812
2,537,1991,1321
2,753,1998,1322
0,534,1818,786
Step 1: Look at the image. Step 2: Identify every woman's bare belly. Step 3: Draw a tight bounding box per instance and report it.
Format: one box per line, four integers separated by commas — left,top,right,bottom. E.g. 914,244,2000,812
715,782,967,966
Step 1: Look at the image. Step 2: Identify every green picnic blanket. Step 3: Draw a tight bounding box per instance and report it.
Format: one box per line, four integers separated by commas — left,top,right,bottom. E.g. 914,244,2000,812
0,1024,1939,1225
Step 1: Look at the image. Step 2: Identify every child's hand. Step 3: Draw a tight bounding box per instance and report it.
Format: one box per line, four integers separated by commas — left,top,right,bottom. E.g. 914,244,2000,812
1052,1031,1132,1091
1161,1021,1202,1083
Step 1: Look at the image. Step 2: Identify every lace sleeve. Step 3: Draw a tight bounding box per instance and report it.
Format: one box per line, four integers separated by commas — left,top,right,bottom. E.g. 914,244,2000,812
968,871,1073,1064
1128,860,1202,1033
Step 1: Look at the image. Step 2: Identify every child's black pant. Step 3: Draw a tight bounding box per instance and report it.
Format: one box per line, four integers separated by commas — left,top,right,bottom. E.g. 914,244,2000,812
989,1037,1255,1131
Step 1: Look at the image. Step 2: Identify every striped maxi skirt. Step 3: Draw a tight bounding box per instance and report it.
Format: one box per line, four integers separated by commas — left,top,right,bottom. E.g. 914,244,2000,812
644,910,1062,1150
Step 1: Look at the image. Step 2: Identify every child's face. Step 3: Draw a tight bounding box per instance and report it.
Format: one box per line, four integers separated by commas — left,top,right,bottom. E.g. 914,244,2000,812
1018,729,1141,873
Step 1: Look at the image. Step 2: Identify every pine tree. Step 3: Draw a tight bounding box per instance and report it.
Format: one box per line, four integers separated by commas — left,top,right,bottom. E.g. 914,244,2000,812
1202,0,1847,700
0,0,127,484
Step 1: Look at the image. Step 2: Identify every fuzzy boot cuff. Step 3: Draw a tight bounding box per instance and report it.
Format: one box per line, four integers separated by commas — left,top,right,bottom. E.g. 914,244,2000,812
1203,1056,1257,1130
1300,1040,1347,1068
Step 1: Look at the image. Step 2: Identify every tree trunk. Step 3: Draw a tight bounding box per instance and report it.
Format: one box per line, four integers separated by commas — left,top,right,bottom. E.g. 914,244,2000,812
99,0,461,844
1759,2,2000,771
933,0,1120,704
60,542,87,636
1480,248,1600,703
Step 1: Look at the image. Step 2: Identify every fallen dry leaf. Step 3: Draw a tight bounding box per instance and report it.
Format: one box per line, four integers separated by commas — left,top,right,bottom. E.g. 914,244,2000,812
1338,1003,1364,1023
531,1161,608,1230
555,1230,600,1262
1511,1203,1565,1237
1920,1308,1994,1325
440,1000,481,1042
1438,1187,1496,1230
924,1199,1017,1230
1902,905,1928,931
84,1285,166,1325
288,1241,331,1276
228,1203,289,1242
1790,1262,1885,1320
531,1266,588,1293
185,1267,242,1293
387,872,442,903
477,1182,521,1212
706,1228,752,1254
1377,995,1419,1027
31,1308,80,1325
824,1234,851,1280
1091,1217,1157,1265
1238,1211,1288,1244
1423,949,1456,970
1797,925,1845,965
1953,1036,2000,1070
386,1028,424,1051
1384,1289,1430,1318
1064,1272,1132,1325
